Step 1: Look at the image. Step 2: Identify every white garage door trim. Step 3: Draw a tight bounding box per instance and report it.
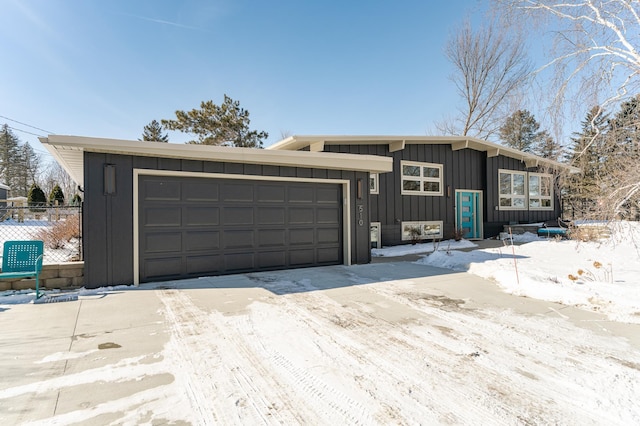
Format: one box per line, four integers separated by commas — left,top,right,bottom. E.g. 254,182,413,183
132,168,352,285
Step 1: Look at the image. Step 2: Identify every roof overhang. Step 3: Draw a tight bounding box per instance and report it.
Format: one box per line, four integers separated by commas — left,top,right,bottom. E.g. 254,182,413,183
268,135,580,174
40,135,393,187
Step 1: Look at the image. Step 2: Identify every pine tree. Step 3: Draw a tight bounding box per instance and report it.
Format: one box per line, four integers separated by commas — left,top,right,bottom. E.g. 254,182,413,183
71,193,82,206
0,124,21,192
49,184,65,205
498,110,544,153
162,95,268,148
604,96,640,219
534,131,563,160
14,142,40,197
140,120,169,142
608,95,640,159
28,183,46,211
566,106,609,217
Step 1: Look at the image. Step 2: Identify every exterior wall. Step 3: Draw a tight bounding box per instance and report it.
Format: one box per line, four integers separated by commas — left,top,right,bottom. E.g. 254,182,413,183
484,156,562,236
327,144,485,245
83,152,371,288
0,262,84,291
326,144,563,244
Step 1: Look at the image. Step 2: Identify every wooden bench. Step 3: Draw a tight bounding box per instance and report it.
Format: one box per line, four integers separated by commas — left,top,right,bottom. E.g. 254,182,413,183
0,240,44,299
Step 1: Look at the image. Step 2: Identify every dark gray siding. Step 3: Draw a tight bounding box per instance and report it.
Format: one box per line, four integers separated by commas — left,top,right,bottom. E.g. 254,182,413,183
327,144,485,245
326,143,563,243
83,152,370,288
484,156,562,236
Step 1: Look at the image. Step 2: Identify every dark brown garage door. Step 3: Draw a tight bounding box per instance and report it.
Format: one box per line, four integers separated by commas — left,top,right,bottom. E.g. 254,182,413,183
138,175,343,282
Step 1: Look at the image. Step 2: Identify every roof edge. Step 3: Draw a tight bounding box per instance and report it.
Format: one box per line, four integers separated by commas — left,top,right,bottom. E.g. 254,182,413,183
40,135,394,187
267,135,580,173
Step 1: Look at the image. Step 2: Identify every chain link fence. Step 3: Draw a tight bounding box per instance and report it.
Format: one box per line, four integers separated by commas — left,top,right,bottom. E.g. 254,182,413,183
0,204,82,264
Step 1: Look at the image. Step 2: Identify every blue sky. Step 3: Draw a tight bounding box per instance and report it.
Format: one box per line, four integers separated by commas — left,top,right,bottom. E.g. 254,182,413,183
2,0,486,159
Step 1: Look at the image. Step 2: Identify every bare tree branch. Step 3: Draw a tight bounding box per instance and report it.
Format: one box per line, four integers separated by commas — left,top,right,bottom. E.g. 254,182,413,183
438,20,531,140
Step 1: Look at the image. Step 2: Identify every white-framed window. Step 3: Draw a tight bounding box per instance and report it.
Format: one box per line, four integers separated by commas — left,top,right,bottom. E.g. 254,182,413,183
529,173,553,210
370,222,381,249
401,221,443,241
498,169,527,210
370,173,379,195
401,161,443,196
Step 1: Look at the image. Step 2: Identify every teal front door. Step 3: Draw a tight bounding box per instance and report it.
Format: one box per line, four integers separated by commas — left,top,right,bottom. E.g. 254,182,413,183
455,190,483,239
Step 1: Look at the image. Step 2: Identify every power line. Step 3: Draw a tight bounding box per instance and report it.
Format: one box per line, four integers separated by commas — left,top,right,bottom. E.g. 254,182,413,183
2,127,51,156
5,125,45,138
0,115,53,134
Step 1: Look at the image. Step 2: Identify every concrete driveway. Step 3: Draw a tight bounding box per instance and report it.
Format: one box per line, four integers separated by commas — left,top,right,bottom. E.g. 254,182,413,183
1,261,639,424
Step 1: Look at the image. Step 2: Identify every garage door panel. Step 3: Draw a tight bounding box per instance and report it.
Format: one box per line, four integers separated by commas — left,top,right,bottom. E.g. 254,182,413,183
185,206,219,226
144,180,181,201
257,207,285,225
223,230,254,249
290,228,314,245
185,231,220,251
290,249,314,266
139,176,343,283
225,253,255,272
145,257,183,280
144,232,182,253
258,229,286,247
144,207,181,227
317,228,340,244
289,208,314,224
318,247,341,263
184,182,218,201
224,207,254,225
258,251,286,268
317,208,340,224
186,255,222,275
257,185,285,202
316,187,340,203
288,186,314,203
222,183,254,202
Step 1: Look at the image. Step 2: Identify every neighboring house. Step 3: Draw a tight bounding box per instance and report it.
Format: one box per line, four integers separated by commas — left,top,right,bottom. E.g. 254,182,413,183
268,136,579,247
40,135,392,288
0,183,9,207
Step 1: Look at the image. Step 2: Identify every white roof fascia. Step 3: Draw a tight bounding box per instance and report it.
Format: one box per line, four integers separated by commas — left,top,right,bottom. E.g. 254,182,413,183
267,135,580,173
40,135,393,187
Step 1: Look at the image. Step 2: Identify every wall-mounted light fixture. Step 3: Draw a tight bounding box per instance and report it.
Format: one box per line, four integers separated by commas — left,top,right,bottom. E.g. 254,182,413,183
104,164,116,195
357,178,363,200
447,185,451,198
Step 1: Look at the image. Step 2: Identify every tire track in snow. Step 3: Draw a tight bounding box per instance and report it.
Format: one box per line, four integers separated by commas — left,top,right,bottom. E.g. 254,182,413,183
158,290,221,425
363,279,640,424
221,313,373,424
245,280,476,423
159,289,371,424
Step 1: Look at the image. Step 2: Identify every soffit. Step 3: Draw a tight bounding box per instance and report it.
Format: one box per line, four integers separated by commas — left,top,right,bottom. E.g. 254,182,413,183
40,135,393,187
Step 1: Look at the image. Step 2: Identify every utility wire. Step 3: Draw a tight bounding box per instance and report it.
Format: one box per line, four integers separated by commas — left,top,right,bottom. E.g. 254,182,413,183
0,115,53,134
6,125,45,138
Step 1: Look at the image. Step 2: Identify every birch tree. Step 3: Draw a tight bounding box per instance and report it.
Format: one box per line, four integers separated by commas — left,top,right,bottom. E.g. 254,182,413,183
495,1,640,220
495,0,640,112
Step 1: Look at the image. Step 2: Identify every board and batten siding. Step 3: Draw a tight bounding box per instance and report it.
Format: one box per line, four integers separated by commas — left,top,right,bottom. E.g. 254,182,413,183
83,151,371,288
326,144,486,245
484,156,563,236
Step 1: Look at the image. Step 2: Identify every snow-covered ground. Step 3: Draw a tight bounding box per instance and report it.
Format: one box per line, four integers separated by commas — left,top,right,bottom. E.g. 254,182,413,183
378,221,640,324
1,222,639,424
0,218,79,263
